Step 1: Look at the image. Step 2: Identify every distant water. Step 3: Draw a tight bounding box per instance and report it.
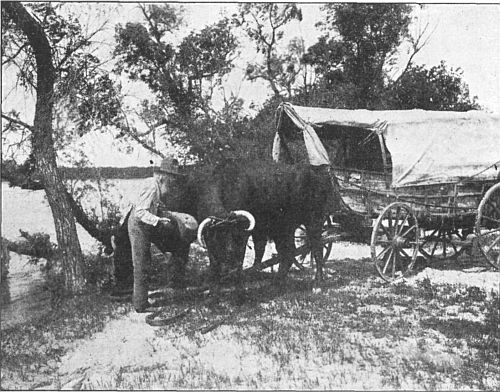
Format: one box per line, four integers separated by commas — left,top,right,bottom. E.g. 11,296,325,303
0,253,50,330
1,179,146,251
0,179,144,328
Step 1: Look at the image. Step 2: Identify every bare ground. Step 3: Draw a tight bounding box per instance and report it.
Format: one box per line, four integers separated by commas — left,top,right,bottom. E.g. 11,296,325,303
1,242,499,390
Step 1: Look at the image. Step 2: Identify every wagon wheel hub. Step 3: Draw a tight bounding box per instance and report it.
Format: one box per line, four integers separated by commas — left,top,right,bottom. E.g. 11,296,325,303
392,235,408,249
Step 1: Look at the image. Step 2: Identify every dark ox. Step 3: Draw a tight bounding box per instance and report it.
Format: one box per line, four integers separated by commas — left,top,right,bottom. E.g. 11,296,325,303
180,160,338,296
112,160,340,299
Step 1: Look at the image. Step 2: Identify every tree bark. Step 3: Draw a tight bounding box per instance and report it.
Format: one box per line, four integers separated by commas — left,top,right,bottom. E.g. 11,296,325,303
3,2,86,291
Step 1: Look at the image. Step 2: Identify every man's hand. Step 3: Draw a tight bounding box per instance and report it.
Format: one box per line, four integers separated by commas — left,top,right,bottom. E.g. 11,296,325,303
157,217,172,227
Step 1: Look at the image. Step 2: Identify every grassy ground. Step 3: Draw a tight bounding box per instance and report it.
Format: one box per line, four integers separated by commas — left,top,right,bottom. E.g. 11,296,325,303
1,248,499,390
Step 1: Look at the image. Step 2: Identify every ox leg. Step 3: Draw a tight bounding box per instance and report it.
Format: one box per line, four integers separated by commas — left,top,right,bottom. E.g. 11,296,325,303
112,230,133,293
309,224,324,283
232,233,250,305
252,233,267,268
274,233,296,283
170,244,190,289
207,251,222,301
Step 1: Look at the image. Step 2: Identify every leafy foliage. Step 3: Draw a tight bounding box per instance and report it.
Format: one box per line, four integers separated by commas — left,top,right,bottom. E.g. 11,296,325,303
233,3,303,98
113,4,244,162
114,4,237,116
2,3,124,142
304,4,413,108
389,61,480,111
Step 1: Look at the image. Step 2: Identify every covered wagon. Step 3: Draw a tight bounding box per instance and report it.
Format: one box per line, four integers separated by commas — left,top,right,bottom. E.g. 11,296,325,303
274,103,500,281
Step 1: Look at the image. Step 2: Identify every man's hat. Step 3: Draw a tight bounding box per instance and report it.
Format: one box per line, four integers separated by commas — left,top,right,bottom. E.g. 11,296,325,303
155,157,185,176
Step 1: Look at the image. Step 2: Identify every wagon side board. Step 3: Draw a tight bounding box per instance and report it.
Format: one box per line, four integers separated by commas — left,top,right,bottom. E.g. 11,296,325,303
331,166,497,229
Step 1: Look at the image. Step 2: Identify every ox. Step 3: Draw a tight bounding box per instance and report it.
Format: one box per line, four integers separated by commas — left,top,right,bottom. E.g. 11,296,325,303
112,160,339,301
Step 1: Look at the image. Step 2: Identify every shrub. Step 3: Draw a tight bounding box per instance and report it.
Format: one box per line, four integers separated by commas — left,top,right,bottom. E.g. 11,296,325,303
18,230,56,262
81,253,115,291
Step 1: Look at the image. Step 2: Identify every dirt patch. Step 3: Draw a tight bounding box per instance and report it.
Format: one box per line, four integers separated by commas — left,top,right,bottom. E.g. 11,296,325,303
52,249,499,390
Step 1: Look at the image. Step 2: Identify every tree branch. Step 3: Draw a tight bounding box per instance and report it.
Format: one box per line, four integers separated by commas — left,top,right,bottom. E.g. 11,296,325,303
2,42,30,66
1,113,34,131
119,108,165,158
393,21,436,85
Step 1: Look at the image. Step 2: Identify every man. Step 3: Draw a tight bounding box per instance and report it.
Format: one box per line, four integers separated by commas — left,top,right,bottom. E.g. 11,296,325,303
127,157,197,313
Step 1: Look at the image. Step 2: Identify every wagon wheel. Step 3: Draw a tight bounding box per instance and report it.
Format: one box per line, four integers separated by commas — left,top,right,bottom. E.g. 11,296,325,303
294,216,337,269
419,228,467,261
371,202,420,282
475,182,500,270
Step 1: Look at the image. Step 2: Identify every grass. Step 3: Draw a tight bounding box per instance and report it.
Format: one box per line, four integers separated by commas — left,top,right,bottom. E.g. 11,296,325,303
0,292,129,390
1,251,499,390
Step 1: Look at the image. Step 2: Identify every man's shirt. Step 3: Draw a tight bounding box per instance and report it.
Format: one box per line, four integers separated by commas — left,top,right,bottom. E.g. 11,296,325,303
133,177,163,226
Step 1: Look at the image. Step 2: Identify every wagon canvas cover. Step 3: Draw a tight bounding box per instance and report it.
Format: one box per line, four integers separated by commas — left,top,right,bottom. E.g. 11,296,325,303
275,103,500,187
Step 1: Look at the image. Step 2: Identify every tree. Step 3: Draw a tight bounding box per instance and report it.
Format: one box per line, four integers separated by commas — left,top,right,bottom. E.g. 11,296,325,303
2,3,125,284
233,3,303,98
2,2,85,291
389,61,480,111
113,4,241,163
304,3,413,108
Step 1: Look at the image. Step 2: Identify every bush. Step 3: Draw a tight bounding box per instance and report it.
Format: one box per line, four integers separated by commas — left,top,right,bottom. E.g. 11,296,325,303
18,230,56,262
81,253,115,291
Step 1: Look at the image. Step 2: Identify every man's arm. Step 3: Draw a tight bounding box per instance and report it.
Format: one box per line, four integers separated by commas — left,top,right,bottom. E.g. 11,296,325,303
135,180,161,226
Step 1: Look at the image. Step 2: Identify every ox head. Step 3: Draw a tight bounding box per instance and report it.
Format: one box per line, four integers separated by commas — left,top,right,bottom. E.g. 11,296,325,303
197,210,255,273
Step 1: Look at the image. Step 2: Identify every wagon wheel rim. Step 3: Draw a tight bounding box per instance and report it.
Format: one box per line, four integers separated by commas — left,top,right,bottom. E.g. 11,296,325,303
419,228,466,261
475,182,500,270
371,202,419,282
294,225,312,268
294,216,336,269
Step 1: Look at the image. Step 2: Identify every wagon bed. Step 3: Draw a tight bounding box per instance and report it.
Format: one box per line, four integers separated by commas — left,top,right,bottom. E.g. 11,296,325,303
274,103,500,281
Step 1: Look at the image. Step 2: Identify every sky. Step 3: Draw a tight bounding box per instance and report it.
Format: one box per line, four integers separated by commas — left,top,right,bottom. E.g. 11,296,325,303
2,2,500,167
170,2,500,112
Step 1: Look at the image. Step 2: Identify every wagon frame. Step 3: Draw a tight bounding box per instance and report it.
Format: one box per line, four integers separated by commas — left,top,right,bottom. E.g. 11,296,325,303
274,103,500,281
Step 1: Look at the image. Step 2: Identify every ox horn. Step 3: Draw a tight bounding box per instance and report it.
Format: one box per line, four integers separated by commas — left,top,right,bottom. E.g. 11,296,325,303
197,217,213,248
231,210,255,231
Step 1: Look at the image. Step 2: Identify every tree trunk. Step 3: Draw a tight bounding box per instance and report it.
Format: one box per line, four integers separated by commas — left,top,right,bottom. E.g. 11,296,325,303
3,2,85,292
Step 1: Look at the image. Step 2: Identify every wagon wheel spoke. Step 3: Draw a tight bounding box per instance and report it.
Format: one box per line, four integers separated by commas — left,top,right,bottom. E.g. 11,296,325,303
392,249,398,277
387,209,393,232
442,233,448,258
479,227,500,236
397,214,410,236
419,227,464,261
375,245,391,262
374,239,391,246
485,235,500,254
294,218,335,269
430,237,439,257
485,199,500,217
394,206,401,232
401,224,418,239
382,249,394,275
399,248,411,260
481,216,500,225
371,202,419,282
378,223,392,240
446,232,459,255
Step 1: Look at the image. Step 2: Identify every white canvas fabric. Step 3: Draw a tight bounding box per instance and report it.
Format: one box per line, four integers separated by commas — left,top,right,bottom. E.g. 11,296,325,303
274,104,331,166
276,103,500,187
